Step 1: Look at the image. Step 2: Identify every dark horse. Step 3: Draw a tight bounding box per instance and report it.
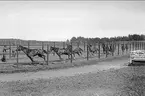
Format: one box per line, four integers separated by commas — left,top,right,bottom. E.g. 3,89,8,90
50,46,72,60
72,47,84,58
101,43,116,55
3,45,10,53
101,43,110,54
121,44,125,53
15,45,48,62
87,44,99,56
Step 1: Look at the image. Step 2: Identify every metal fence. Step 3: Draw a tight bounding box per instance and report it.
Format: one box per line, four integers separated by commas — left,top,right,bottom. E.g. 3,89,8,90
0,41,145,64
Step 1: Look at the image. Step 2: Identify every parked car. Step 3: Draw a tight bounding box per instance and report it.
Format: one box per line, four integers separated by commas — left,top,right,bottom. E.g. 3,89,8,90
129,50,145,65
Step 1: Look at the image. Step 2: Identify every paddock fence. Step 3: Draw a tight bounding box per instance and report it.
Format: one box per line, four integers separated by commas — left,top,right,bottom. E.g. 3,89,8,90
0,41,145,64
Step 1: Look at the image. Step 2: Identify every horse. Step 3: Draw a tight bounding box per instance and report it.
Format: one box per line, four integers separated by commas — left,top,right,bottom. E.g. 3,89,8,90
101,43,110,54
1,54,6,62
121,44,125,53
3,45,10,53
125,43,128,51
50,46,73,60
15,45,48,63
101,43,116,55
72,47,84,58
11,50,16,57
87,44,99,56
108,43,116,55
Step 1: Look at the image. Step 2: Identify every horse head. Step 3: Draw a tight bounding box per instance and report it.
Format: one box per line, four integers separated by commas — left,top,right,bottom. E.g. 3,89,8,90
15,45,24,51
50,46,55,52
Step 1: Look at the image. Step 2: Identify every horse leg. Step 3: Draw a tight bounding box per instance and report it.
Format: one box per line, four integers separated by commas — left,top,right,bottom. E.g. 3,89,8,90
38,54,46,61
91,51,94,56
41,55,47,64
59,55,63,60
68,54,70,59
72,53,75,59
77,52,80,57
27,55,34,63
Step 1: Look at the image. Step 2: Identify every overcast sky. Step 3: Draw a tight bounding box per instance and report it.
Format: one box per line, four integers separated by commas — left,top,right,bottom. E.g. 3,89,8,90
0,1,145,41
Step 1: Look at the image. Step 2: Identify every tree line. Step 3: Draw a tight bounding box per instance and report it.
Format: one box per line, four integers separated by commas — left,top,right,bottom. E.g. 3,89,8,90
69,34,145,43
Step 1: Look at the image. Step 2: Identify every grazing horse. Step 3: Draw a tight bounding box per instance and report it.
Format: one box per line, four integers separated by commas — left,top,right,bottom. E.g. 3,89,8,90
15,45,48,62
88,44,99,56
50,46,73,60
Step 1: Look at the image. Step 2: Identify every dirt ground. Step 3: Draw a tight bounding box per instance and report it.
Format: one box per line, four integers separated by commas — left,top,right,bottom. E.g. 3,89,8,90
0,56,145,96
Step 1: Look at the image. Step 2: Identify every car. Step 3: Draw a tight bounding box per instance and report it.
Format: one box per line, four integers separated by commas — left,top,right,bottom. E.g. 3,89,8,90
129,50,145,65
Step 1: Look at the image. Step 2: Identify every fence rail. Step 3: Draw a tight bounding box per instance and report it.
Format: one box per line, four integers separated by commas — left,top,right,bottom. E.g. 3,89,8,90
0,41,145,64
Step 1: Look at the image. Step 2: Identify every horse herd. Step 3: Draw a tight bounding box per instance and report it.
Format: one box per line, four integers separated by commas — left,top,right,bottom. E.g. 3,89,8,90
0,42,129,63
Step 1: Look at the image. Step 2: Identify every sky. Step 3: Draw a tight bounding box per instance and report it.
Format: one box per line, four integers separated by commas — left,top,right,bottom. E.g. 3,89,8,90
0,1,145,41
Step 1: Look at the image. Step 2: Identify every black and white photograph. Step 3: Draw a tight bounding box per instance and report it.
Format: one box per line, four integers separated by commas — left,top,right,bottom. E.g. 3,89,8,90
0,0,145,96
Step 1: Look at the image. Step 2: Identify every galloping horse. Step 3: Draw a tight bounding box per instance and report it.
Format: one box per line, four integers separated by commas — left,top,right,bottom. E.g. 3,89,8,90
87,44,99,56
125,43,128,51
72,47,84,58
50,46,72,60
50,44,84,60
15,45,48,62
108,43,116,53
101,43,110,54
121,44,125,53
3,45,10,53
101,43,116,55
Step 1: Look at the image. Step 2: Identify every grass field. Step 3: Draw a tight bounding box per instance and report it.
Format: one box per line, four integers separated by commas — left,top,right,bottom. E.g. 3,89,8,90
0,62,144,96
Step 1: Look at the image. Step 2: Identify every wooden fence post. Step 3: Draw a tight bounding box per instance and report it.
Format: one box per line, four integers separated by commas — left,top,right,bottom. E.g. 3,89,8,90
122,42,124,55
129,42,131,51
16,45,19,64
28,41,30,49
138,41,139,50
140,41,141,50
118,42,120,55
84,42,85,51
111,42,114,56
63,42,65,49
87,42,89,60
77,42,79,47
142,41,143,50
135,41,137,50
142,42,145,50
137,41,139,50
106,43,108,58
98,42,100,59
42,42,44,50
47,44,49,65
9,41,11,58
141,42,143,50
132,41,134,51
144,42,145,50
139,41,140,50
70,42,73,63
125,42,128,54
53,42,55,56
137,41,138,50
143,42,144,50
